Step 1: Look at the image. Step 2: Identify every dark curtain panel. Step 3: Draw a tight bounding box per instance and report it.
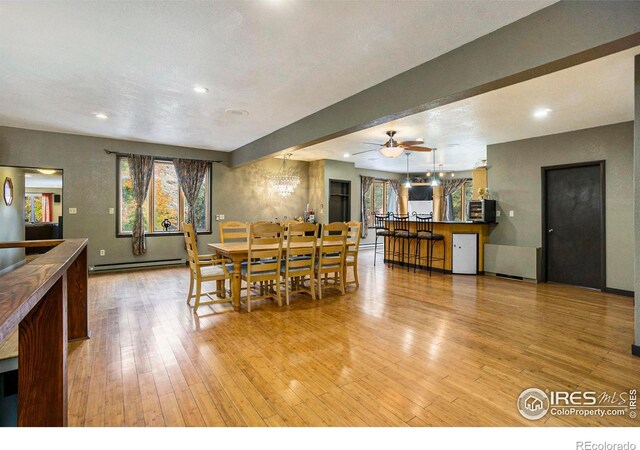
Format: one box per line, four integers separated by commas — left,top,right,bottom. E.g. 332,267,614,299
128,154,154,255
441,178,467,221
173,158,210,241
360,176,374,238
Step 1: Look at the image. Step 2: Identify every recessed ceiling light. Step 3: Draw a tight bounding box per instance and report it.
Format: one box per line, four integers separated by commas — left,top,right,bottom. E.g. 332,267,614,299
533,108,552,118
94,113,108,119
193,85,209,94
343,153,350,158
225,108,249,116
416,137,424,142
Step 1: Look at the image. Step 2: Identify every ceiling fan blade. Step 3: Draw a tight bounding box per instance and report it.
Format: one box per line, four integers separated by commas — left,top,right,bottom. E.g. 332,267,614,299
362,142,383,146
398,140,425,146
402,145,433,152
352,148,379,156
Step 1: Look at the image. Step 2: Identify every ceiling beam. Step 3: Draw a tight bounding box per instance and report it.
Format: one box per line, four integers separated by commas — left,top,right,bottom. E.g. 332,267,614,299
230,1,640,167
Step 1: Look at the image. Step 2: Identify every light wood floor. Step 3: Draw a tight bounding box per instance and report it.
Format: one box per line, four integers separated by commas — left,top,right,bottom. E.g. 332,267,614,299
68,249,640,426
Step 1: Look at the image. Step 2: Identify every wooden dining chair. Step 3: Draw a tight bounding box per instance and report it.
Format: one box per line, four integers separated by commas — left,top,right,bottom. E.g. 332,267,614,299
280,222,318,305
241,222,284,312
182,223,230,314
316,222,347,299
219,220,248,243
344,221,362,288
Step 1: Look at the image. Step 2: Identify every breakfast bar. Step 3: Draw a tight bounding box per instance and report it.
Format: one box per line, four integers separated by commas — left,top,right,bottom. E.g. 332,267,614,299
383,220,491,273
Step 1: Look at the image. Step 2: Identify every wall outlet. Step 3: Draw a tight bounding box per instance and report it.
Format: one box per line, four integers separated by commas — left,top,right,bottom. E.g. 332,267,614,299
108,207,114,215
69,207,77,214
509,210,514,217
496,210,501,217
99,249,105,256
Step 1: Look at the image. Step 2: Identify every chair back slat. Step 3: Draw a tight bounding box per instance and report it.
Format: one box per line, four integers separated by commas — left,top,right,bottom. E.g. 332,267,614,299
318,222,347,269
283,222,317,275
219,221,248,243
392,213,409,233
247,222,283,277
346,221,361,253
182,223,199,273
413,212,435,235
374,213,391,230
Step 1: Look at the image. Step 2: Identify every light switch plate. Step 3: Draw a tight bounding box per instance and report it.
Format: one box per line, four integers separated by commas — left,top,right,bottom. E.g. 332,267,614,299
220,214,225,220
109,207,114,215
215,214,220,221
69,207,77,214
496,210,501,217
509,210,514,217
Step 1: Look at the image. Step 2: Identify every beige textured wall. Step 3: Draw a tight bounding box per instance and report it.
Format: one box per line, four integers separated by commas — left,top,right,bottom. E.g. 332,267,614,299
308,160,325,223
214,158,309,224
487,122,634,292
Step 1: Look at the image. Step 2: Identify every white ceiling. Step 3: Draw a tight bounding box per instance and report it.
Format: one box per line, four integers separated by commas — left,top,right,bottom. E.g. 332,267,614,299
291,46,638,173
0,0,555,151
23,170,63,189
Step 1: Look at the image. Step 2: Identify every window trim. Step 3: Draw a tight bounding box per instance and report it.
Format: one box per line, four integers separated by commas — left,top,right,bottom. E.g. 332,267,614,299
115,156,213,237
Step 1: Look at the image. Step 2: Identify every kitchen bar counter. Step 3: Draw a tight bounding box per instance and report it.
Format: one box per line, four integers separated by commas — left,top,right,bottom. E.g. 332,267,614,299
383,220,491,272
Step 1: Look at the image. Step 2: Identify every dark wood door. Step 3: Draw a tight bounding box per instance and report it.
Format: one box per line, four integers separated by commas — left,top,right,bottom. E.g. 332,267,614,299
544,163,604,289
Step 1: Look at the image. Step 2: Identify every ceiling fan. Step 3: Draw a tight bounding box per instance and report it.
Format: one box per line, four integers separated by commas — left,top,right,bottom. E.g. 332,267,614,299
353,130,433,158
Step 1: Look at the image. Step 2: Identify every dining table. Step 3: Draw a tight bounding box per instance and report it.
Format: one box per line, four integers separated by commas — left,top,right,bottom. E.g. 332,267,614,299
207,239,354,310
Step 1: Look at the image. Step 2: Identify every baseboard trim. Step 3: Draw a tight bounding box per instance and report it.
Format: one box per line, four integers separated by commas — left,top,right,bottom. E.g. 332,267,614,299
603,287,634,297
632,344,640,358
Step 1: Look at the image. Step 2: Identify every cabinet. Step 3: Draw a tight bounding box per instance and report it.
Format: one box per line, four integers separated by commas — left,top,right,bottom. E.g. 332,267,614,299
328,180,350,223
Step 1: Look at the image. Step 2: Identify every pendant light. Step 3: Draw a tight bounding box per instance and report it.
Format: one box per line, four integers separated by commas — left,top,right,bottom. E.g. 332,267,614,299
404,153,412,189
431,148,439,187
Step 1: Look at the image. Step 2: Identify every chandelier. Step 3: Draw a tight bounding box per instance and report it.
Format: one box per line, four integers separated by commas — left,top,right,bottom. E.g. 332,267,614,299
267,153,300,198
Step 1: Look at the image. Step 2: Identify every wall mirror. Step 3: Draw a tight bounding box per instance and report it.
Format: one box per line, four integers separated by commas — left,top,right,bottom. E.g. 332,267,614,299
3,177,13,206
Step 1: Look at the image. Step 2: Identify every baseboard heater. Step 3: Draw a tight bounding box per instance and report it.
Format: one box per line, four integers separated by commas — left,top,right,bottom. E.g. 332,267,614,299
90,258,186,273
484,244,540,282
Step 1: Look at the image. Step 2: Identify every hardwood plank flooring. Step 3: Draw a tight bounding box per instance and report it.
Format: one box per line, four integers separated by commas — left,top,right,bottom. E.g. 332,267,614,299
67,249,640,426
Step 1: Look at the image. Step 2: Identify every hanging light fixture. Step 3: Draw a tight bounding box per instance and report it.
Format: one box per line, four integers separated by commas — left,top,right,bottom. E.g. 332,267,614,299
267,153,300,198
438,164,445,178
403,153,412,189
379,131,404,158
431,148,439,187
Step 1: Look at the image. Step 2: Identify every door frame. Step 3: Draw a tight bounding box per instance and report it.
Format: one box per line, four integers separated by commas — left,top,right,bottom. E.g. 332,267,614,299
540,160,606,290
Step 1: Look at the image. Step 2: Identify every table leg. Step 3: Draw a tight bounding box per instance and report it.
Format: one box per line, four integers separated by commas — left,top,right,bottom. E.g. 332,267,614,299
232,260,242,311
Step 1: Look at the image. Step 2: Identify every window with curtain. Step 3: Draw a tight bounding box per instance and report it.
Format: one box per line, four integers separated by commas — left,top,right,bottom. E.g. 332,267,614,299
364,180,398,227
117,157,211,235
451,179,473,221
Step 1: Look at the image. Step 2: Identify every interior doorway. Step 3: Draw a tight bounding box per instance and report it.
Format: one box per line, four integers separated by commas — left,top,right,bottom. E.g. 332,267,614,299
542,161,605,290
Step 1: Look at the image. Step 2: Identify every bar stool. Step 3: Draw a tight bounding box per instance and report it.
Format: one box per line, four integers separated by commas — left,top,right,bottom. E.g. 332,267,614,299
413,212,446,276
390,213,415,270
373,213,392,266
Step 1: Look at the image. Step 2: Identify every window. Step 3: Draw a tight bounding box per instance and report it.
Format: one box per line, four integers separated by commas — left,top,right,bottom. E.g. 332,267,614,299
117,157,211,235
24,194,43,222
451,179,473,221
364,180,398,226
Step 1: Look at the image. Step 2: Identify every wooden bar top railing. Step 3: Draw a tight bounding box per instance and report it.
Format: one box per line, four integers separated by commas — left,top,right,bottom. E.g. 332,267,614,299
0,239,89,427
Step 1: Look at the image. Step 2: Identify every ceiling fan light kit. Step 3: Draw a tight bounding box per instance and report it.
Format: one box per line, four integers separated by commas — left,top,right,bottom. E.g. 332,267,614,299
380,145,404,158
353,130,433,158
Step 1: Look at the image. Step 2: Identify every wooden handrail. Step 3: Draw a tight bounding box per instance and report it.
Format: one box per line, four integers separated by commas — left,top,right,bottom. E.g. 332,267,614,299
0,239,64,249
0,239,86,341
0,238,89,426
